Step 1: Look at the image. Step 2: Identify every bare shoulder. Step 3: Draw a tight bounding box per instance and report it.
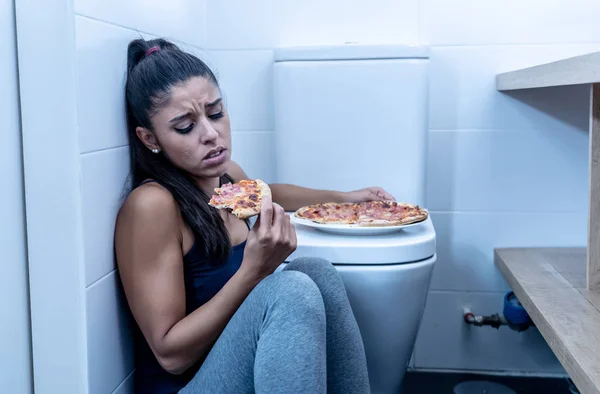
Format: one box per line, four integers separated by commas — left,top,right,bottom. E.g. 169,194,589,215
115,182,183,265
117,182,179,226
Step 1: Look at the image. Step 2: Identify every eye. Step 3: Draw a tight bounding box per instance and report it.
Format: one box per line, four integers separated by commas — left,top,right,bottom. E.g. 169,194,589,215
208,112,224,120
174,123,194,134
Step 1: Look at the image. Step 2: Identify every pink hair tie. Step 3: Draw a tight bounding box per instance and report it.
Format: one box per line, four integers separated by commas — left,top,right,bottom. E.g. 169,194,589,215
145,46,160,57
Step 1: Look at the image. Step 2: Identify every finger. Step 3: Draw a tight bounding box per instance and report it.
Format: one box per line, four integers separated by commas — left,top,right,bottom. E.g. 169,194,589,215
381,190,396,201
283,213,293,242
288,218,298,250
272,202,285,233
370,188,386,201
280,211,295,248
258,193,274,227
372,187,395,201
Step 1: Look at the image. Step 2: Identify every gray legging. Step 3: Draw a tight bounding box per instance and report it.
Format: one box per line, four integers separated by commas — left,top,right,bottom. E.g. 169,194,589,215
179,257,370,394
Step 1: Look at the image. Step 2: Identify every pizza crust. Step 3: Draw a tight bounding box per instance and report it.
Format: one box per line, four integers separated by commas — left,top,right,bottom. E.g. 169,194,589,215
399,211,429,224
233,208,257,219
254,179,272,202
356,219,405,227
357,211,428,227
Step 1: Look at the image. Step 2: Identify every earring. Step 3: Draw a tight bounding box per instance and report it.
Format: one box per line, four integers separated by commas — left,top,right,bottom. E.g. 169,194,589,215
151,148,160,154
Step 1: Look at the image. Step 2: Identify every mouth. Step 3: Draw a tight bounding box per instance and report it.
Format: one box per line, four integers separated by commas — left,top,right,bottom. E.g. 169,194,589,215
202,146,227,165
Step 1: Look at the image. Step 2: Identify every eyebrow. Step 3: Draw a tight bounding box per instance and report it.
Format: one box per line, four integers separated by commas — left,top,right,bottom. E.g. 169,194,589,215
206,97,222,108
169,113,189,124
168,98,223,123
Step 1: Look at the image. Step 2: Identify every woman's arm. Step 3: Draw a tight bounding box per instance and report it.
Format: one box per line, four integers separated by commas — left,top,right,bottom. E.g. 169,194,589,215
115,184,262,375
268,183,346,211
227,161,396,211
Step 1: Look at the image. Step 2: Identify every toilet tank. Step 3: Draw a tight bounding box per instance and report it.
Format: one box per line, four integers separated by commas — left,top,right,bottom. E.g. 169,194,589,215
273,45,430,206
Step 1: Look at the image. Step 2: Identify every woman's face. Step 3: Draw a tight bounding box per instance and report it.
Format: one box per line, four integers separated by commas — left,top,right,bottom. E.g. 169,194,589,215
137,76,232,182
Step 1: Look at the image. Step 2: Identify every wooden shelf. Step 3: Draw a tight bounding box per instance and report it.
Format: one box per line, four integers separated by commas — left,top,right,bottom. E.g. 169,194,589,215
492,53,600,393
495,247,600,394
496,51,600,91
496,54,600,291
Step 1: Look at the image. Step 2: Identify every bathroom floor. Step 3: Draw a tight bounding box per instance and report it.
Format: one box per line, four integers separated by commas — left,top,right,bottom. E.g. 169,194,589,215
401,371,574,393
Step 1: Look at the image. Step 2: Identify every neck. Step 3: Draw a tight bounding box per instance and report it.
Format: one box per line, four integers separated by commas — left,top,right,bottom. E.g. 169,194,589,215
195,175,221,195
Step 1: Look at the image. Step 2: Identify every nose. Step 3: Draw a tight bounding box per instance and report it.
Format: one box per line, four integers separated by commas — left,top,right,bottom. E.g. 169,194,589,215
199,117,219,143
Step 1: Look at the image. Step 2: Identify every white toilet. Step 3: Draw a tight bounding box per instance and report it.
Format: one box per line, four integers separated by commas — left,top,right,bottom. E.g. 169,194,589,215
273,45,436,394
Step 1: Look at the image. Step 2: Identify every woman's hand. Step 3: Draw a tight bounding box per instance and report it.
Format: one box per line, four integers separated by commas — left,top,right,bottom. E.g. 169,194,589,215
343,186,396,203
241,193,297,282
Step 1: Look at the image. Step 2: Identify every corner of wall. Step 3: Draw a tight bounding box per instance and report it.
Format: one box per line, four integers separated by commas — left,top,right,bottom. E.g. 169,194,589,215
14,0,88,392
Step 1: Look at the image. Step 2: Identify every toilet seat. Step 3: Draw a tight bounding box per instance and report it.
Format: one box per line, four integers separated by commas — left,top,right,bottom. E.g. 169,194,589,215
286,216,436,265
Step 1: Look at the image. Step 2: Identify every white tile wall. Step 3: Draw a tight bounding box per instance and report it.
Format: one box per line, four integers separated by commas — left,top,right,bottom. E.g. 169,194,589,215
86,272,134,394
1,1,32,392
75,13,138,393
275,0,419,47
428,45,600,131
426,130,589,213
206,0,277,49
74,0,207,48
414,291,566,374
207,50,274,131
74,4,212,393
81,147,130,286
16,0,89,392
421,0,600,45
208,0,419,49
76,16,139,153
429,212,587,292
231,131,276,183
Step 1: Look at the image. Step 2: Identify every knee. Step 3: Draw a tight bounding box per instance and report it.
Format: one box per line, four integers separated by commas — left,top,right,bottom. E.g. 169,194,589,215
285,257,350,307
261,271,325,316
286,257,338,276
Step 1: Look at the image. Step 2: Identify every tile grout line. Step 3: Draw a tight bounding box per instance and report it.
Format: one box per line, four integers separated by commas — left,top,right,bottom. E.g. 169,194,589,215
111,369,135,394
429,210,587,215
81,144,129,156
72,13,600,51
427,129,585,133
426,290,515,295
74,13,206,53
80,132,274,157
86,269,116,290
201,42,600,51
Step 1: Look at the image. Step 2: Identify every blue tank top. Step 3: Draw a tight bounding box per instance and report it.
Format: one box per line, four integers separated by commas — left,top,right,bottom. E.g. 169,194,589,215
131,182,248,394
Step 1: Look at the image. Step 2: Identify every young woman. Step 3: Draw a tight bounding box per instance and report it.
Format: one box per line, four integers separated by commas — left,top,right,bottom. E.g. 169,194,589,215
115,38,396,394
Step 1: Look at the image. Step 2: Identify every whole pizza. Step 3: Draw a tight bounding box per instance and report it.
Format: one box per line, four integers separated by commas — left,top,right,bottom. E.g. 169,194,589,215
294,200,428,227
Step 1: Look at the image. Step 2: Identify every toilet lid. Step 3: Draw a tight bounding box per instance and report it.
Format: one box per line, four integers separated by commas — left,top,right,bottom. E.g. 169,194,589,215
286,215,436,265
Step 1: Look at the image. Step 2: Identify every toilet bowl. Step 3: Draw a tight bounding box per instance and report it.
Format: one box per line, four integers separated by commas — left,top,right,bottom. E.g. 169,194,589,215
273,44,435,393
281,215,436,394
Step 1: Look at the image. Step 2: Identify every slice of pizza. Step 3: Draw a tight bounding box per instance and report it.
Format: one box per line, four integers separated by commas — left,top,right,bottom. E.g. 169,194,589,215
209,179,271,219
357,201,428,227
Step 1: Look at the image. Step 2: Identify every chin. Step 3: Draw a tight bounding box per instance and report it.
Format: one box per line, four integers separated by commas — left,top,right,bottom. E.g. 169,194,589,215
195,162,229,179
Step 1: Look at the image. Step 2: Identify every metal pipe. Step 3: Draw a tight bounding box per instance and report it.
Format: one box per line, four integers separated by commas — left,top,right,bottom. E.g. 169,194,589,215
463,307,508,329
462,307,532,332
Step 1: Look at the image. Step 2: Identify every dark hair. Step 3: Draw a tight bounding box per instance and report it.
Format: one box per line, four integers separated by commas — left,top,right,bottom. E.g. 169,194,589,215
125,38,233,261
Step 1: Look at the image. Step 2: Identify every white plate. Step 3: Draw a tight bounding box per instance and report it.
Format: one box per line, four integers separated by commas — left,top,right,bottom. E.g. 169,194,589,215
289,213,426,236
